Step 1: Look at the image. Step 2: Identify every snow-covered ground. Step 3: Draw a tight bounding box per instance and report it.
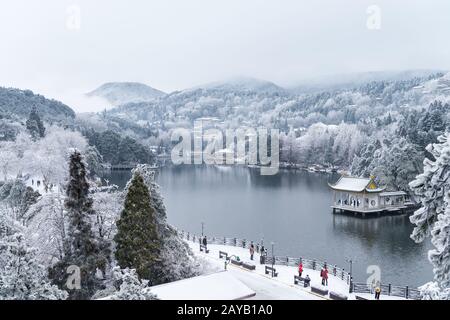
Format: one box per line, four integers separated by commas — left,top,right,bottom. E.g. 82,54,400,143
150,271,256,300
188,241,406,300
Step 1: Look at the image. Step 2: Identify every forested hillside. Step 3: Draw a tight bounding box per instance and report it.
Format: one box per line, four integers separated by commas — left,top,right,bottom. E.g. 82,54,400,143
0,87,75,121
90,72,450,190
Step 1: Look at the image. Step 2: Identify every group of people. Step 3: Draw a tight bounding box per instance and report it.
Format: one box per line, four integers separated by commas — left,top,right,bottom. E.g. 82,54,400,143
201,237,385,299
249,242,267,261
298,262,327,287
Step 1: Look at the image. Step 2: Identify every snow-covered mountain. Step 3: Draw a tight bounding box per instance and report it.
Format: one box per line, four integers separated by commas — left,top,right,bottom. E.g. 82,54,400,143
290,69,445,93
417,71,450,94
192,76,286,94
86,82,166,106
0,87,75,121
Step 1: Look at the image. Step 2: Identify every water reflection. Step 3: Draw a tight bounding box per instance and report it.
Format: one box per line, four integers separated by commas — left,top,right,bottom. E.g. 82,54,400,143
102,165,433,287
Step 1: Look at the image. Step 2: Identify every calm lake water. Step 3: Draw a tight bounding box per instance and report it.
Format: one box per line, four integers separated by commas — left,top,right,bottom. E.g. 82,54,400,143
104,165,433,287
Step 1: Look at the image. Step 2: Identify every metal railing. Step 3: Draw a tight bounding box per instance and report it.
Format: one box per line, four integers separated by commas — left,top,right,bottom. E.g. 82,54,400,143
179,229,422,299
178,230,352,285
350,282,420,300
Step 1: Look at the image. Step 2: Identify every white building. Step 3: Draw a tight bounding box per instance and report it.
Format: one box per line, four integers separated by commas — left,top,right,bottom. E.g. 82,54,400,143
328,176,409,217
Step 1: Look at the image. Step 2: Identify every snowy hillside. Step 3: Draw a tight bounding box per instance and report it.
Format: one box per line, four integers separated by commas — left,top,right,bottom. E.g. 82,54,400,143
0,87,76,121
106,72,448,130
86,82,166,106
290,69,444,93
193,76,286,94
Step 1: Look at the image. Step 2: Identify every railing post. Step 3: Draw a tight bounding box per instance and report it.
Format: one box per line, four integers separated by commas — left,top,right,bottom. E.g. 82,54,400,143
388,284,391,296
333,265,337,276
406,286,409,299
234,238,237,246
286,256,289,265
341,269,345,280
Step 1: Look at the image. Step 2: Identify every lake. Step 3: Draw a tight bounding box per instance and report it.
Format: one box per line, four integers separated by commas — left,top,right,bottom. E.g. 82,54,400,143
104,165,433,287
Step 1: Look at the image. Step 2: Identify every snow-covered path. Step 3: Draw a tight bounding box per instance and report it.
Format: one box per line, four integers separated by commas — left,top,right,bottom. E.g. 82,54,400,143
188,242,340,300
188,241,407,300
227,268,321,300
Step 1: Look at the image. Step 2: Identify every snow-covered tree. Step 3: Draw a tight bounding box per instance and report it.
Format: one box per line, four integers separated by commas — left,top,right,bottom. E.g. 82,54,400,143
91,185,122,242
114,172,160,281
109,267,157,300
25,106,45,140
128,165,200,285
410,133,450,299
49,150,110,300
0,140,19,181
84,145,103,178
0,233,67,300
25,193,67,264
22,126,88,192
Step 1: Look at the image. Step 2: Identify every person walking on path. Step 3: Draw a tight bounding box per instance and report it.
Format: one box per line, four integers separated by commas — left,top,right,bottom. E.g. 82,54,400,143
320,268,325,285
298,262,303,277
249,243,255,260
374,286,381,300
323,267,328,286
202,236,207,250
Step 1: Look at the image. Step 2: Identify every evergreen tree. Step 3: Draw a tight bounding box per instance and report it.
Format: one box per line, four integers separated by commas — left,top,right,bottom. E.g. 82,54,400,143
410,133,450,299
26,106,45,140
129,165,200,285
0,233,68,300
114,172,160,281
48,150,110,300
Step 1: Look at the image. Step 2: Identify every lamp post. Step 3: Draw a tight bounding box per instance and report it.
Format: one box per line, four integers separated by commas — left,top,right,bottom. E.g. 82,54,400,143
346,258,354,291
349,259,353,276
271,242,275,277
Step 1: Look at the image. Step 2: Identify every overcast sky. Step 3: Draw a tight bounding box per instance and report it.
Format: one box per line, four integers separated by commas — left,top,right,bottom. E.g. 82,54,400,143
0,0,449,112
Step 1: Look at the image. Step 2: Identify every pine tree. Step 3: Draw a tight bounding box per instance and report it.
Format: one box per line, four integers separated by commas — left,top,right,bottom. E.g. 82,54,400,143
410,133,450,299
129,165,200,285
26,106,45,140
0,233,68,300
114,172,160,281
48,150,110,300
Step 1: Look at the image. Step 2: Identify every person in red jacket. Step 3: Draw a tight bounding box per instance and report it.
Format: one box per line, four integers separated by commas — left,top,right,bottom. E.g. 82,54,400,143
298,262,303,277
323,267,329,286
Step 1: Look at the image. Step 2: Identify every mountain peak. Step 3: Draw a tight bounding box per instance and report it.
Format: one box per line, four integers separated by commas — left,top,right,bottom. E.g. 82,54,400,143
86,82,166,106
194,76,285,94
